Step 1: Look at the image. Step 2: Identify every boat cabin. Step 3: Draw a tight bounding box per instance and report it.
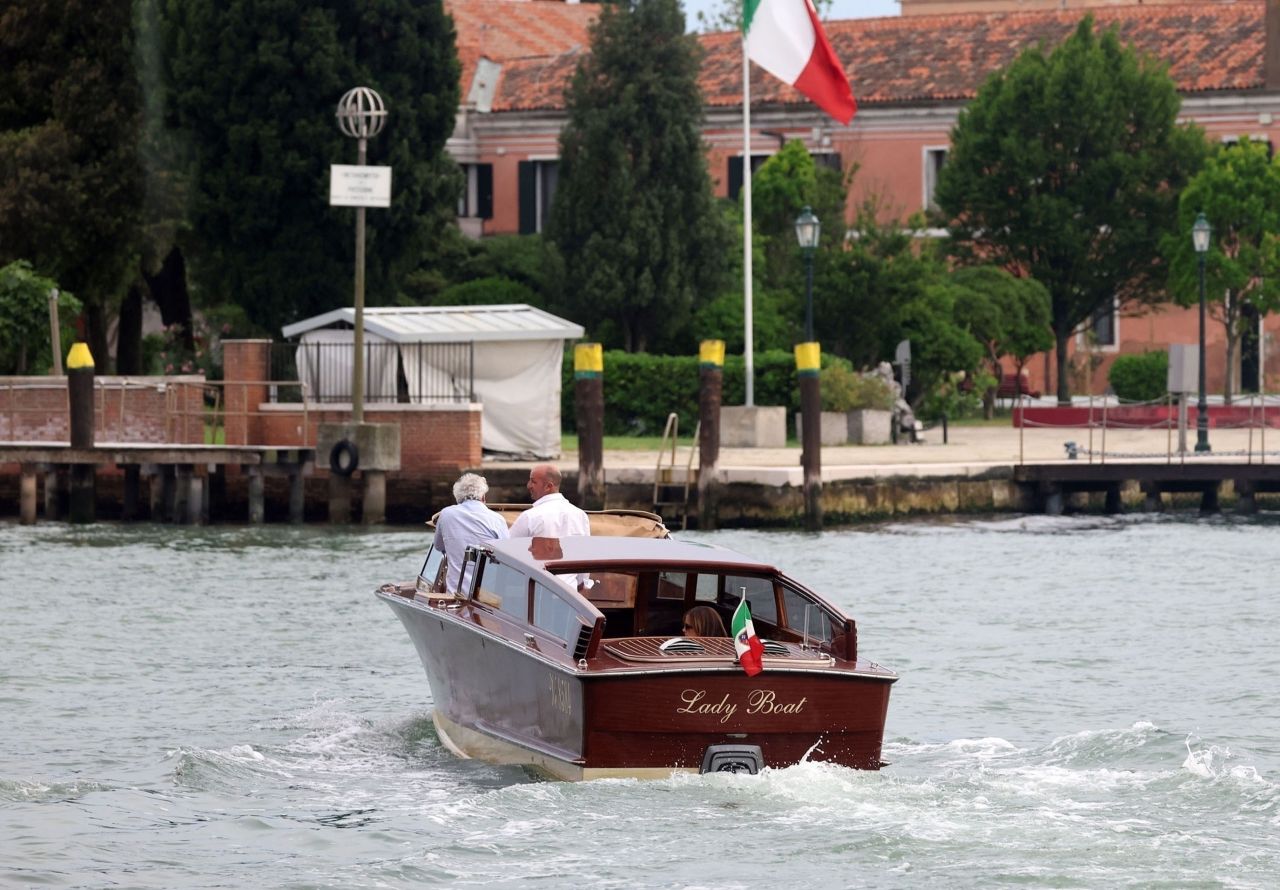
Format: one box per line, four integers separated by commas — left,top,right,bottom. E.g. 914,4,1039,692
417,535,857,665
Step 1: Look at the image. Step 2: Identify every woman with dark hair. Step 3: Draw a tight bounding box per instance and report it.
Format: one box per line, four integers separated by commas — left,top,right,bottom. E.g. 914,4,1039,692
682,605,727,637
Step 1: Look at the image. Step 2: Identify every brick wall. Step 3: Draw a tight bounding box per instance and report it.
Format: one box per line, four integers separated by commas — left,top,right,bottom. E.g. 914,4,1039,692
0,376,205,443
222,340,271,446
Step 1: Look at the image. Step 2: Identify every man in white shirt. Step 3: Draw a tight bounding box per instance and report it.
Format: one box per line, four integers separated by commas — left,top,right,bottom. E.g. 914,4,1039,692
433,472,509,593
508,464,590,538
508,464,591,591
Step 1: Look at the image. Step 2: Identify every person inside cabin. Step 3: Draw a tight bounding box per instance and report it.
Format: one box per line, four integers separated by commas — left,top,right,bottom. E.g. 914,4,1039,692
682,606,727,638
509,463,592,591
433,472,509,594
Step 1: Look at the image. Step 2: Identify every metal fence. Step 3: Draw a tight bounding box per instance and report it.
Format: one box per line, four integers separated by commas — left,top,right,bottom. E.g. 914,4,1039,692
270,340,474,404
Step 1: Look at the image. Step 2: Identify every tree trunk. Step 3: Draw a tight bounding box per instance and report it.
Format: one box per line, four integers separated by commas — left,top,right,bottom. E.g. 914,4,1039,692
144,246,195,353
85,300,111,373
116,283,144,374
1055,330,1071,406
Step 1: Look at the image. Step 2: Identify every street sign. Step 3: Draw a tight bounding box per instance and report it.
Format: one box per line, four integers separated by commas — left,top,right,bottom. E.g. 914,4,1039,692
329,164,392,208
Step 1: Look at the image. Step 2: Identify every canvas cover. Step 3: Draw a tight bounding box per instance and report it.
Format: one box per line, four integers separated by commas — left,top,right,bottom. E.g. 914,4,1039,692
297,329,565,458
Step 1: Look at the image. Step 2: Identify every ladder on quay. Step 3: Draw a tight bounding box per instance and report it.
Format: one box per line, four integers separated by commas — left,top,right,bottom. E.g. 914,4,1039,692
653,412,699,530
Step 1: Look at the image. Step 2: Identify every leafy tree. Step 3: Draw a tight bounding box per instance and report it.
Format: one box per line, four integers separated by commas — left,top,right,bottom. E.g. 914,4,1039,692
749,139,848,290
933,16,1205,404
944,265,1052,416
548,0,730,353
0,0,144,367
162,0,461,337
0,261,81,375
1162,137,1280,403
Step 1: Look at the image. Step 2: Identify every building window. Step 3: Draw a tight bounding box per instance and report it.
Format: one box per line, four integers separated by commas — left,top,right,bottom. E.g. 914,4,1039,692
812,152,841,173
1088,298,1118,349
726,154,772,202
1220,135,1274,157
518,160,559,234
924,147,948,210
457,163,493,219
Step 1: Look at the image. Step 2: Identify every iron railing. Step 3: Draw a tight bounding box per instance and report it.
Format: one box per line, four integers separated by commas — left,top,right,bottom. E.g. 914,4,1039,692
270,340,474,404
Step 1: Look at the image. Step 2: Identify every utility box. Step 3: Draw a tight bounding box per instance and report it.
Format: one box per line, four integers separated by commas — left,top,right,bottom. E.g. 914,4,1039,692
1167,344,1199,394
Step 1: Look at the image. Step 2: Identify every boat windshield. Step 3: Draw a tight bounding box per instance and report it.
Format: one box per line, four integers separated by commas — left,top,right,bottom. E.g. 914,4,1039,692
576,567,843,646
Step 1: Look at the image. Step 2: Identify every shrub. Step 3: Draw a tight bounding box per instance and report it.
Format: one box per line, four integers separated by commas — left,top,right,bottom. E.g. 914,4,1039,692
1108,350,1168,402
819,363,895,412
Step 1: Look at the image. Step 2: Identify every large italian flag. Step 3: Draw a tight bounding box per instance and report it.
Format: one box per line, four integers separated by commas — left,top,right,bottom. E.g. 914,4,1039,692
744,0,856,125
731,592,765,677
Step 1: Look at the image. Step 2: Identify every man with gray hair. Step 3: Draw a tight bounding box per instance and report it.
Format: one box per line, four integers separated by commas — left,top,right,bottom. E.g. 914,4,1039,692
432,472,509,594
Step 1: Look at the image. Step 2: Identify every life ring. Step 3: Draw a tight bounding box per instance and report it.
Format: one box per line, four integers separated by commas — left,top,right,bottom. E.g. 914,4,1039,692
329,439,359,476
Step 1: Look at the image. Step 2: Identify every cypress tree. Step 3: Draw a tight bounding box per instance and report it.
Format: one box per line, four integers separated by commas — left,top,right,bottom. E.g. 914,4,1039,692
549,0,728,353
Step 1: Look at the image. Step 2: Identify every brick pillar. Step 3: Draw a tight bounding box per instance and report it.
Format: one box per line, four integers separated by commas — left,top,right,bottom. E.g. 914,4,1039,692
223,340,272,446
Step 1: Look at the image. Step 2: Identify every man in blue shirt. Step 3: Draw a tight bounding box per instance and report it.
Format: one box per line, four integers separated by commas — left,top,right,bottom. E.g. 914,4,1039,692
433,473,509,593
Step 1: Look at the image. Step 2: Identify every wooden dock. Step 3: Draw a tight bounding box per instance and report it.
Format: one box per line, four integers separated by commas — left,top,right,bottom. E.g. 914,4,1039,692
1013,460,1280,514
1,443,314,524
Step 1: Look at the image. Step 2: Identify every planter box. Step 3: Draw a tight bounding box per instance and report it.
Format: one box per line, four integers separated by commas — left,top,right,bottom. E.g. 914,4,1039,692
795,411,852,447
721,405,786,447
847,409,892,445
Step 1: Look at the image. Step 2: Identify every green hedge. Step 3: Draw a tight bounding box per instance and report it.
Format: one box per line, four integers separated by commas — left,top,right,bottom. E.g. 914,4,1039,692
561,349,844,436
1108,350,1168,402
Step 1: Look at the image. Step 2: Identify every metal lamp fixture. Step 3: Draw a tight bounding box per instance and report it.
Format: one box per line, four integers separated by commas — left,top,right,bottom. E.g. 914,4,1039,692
1192,212,1211,453
795,206,820,341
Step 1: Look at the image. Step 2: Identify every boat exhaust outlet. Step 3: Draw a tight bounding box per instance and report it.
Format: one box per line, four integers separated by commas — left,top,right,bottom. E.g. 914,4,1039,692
699,744,764,775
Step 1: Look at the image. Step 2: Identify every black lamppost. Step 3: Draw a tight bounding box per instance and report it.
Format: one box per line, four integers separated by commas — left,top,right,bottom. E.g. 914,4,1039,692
1192,212,1212,453
795,205,820,341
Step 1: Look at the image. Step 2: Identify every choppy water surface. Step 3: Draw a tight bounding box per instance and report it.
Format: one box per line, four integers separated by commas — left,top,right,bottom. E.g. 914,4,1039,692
1,515,1277,888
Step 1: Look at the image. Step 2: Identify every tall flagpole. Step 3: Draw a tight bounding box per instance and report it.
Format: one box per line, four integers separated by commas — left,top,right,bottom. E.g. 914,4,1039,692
742,34,754,407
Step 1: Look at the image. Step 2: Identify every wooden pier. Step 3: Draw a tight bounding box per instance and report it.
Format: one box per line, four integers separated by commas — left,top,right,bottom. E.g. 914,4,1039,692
1013,460,1280,514
1,443,314,525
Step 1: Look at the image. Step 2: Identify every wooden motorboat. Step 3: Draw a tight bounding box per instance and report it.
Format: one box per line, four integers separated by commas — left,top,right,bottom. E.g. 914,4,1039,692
376,513,897,779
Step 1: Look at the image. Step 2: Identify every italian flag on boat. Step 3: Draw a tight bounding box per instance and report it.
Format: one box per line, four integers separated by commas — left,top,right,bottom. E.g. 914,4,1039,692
743,0,856,125
731,591,765,677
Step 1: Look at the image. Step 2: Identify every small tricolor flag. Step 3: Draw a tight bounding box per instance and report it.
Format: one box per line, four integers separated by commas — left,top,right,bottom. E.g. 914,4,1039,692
731,591,765,677
744,0,856,125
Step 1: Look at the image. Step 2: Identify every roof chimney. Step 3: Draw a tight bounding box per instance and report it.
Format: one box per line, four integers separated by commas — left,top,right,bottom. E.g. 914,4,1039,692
1268,0,1280,90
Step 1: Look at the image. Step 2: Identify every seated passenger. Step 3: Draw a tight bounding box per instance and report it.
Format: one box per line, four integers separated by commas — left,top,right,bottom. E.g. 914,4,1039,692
682,606,727,638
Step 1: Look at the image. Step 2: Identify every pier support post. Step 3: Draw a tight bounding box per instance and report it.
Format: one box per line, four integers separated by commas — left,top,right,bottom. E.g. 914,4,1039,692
68,464,95,524
1141,481,1163,513
1200,483,1220,515
573,343,605,510
66,342,96,524
796,342,822,531
122,465,141,521
248,469,265,524
329,474,353,523
362,470,386,525
1042,483,1064,515
697,340,724,530
1235,480,1257,515
288,469,305,523
161,467,178,523
19,466,37,525
1104,483,1122,515
182,466,204,524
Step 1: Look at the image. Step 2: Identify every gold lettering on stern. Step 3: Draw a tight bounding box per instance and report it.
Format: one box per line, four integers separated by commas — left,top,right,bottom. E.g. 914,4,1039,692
676,689,738,724
548,674,573,717
746,689,808,715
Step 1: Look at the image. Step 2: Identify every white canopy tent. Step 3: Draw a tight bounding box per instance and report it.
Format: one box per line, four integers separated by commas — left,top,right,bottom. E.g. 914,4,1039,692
281,305,585,458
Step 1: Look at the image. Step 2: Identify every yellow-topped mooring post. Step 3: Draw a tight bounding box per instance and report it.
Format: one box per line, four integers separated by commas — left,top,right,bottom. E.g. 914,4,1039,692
574,343,604,510
67,341,96,523
795,341,822,531
697,340,725,530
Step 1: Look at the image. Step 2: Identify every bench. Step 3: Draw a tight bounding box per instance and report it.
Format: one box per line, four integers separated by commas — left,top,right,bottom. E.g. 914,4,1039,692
996,373,1040,400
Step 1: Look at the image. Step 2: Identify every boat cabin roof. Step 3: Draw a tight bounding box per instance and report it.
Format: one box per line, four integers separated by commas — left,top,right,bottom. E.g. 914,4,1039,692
489,535,776,576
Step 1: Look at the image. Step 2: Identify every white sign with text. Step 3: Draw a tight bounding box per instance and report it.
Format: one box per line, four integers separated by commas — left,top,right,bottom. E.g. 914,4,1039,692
329,165,392,208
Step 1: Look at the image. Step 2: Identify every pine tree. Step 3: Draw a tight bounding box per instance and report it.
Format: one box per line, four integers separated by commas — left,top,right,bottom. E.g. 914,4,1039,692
0,0,144,366
549,0,729,353
161,0,461,336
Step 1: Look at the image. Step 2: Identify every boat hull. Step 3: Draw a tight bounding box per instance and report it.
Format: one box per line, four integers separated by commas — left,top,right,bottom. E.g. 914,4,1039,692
383,593,894,779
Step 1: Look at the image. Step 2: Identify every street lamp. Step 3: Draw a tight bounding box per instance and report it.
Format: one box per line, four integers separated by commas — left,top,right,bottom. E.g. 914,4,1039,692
1192,212,1212,453
794,205,820,341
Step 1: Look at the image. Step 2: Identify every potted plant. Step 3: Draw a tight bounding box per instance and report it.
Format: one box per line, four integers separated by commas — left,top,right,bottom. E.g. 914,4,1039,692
822,363,896,445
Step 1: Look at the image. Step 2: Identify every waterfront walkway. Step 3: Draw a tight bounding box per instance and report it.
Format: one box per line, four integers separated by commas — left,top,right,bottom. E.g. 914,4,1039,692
490,425,1279,487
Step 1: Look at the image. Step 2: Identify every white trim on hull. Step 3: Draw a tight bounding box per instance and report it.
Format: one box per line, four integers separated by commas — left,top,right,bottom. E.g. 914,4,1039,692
431,711,697,782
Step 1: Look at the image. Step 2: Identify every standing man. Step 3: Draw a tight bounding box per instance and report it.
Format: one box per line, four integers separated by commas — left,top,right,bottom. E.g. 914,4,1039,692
509,464,590,538
433,472,509,594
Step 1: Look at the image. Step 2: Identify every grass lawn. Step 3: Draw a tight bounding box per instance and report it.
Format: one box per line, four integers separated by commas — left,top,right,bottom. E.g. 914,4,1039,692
561,434,696,452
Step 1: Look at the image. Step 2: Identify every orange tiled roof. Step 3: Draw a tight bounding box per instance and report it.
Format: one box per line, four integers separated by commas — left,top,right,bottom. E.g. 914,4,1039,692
445,0,599,108
458,1,1266,114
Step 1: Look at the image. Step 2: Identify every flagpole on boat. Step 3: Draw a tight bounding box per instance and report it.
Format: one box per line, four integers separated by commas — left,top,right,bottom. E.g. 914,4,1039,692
741,31,755,408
